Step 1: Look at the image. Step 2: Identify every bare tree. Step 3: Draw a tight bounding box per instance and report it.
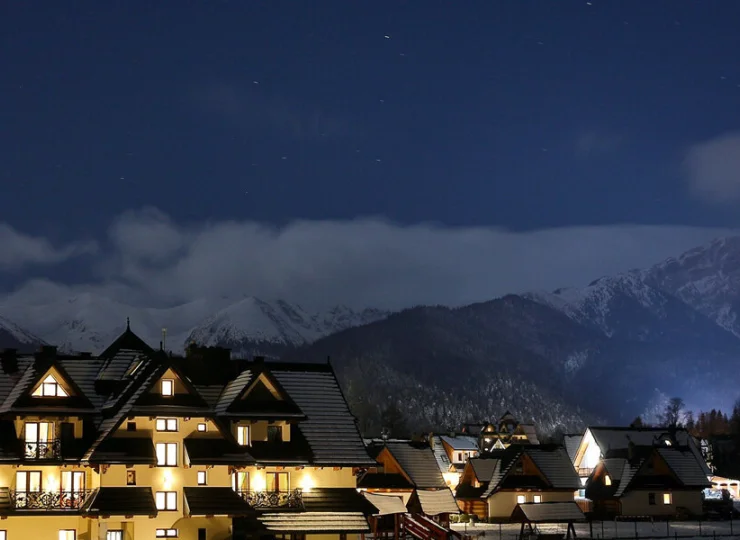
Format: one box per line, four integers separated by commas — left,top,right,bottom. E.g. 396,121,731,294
659,397,685,428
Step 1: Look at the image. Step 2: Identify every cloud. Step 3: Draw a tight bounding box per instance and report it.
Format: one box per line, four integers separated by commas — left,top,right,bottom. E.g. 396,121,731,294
0,224,96,271
574,130,623,158
2,208,731,313
195,83,354,142
686,132,740,204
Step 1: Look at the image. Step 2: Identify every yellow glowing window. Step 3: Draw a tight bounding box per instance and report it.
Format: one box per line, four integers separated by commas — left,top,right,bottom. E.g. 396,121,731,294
0,531,6,540
107,532,123,540
161,379,174,396
156,418,178,432
533,495,542,503
232,471,249,492
59,531,76,540
663,493,672,505
32,375,68,397
604,474,611,486
156,442,177,466
197,471,207,485
197,423,207,432
155,530,178,538
237,425,250,446
517,495,526,504
155,491,177,510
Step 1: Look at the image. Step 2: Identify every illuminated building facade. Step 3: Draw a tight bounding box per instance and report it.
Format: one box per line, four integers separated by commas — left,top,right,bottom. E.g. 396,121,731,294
0,325,376,540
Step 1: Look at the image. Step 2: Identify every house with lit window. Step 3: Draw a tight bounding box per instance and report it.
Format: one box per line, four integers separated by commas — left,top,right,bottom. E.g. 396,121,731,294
358,441,459,526
585,443,710,518
429,435,479,489
477,413,540,453
455,444,580,521
0,324,378,540
570,427,710,489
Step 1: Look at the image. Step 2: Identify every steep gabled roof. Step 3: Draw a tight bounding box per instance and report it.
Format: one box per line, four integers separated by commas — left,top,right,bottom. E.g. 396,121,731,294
440,435,478,451
272,364,374,466
98,322,154,359
382,442,447,488
11,360,96,412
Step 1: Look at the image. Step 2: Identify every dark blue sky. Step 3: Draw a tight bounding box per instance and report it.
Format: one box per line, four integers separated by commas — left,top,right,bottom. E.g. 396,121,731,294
3,0,740,242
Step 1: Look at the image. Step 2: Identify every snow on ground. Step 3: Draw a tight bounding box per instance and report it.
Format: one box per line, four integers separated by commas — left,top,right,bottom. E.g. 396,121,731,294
452,520,740,540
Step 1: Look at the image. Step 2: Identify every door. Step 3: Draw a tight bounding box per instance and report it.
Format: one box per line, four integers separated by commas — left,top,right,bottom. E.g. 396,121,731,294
15,471,41,508
61,471,85,508
266,472,289,493
232,471,249,494
24,422,53,458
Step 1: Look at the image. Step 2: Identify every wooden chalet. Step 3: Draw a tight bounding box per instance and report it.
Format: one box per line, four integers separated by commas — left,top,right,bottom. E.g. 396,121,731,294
358,441,459,527
429,434,479,489
586,443,711,518
455,444,580,521
0,324,379,540
477,412,540,453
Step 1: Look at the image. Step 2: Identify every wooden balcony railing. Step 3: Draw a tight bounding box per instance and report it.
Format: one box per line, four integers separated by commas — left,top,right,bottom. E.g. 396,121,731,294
578,467,595,477
23,439,62,460
11,490,92,510
236,489,303,509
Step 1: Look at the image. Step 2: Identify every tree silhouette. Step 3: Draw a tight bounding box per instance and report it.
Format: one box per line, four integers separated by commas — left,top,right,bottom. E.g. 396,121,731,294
380,402,408,438
659,397,685,428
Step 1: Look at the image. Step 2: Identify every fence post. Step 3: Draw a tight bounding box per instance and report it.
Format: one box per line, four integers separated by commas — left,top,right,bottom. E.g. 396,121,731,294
499,522,502,540
665,519,669,538
635,520,638,539
602,520,605,539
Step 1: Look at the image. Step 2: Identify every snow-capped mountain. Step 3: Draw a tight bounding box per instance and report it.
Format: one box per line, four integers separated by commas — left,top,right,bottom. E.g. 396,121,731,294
0,315,45,352
0,291,388,356
184,297,388,356
642,236,740,338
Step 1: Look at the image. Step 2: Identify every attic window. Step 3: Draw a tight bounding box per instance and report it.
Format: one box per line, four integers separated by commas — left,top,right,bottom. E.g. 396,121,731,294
32,375,69,397
161,379,174,397
664,440,672,446
604,474,612,486
126,360,143,377
663,493,672,505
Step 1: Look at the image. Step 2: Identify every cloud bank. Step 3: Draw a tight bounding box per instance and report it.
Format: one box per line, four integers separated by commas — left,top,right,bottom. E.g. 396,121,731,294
0,208,733,311
0,224,96,271
686,132,740,204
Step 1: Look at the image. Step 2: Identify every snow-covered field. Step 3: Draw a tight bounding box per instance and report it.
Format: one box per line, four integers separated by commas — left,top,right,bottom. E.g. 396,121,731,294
452,520,740,540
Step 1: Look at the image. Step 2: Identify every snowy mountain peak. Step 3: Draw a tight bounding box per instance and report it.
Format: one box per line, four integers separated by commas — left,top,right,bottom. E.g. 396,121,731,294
0,314,45,351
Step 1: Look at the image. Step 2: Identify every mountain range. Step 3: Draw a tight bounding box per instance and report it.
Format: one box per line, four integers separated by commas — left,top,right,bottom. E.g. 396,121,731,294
2,236,740,436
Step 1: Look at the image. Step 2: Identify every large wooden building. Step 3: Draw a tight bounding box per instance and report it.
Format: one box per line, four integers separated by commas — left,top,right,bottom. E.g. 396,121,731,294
0,325,377,540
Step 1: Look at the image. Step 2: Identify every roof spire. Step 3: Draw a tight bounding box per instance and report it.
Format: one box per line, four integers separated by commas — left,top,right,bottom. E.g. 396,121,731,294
126,317,130,330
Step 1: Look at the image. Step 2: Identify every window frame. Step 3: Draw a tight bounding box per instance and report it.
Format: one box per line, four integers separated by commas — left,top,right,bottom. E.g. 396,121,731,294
197,470,207,486
516,494,526,504
106,532,123,540
33,374,69,397
533,495,542,503
663,492,672,505
58,531,76,540
267,425,283,443
156,442,178,466
604,474,611,486
237,425,250,446
161,379,174,397
648,493,656,505
155,491,178,511
156,418,178,432
197,422,207,432
156,530,178,538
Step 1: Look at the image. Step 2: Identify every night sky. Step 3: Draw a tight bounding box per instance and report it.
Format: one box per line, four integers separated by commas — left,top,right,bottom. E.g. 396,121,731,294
2,1,740,307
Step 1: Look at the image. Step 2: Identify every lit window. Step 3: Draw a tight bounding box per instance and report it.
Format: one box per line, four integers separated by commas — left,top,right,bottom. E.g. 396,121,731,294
125,360,143,377
107,532,123,540
663,493,672,505
155,530,178,538
0,531,6,540
197,471,207,485
517,495,526,504
197,423,207,432
232,471,249,492
32,375,69,397
59,531,76,540
156,442,177,466
156,418,178,432
664,439,672,446
533,495,542,503
237,425,250,446
604,474,611,486
156,491,177,510
161,379,174,396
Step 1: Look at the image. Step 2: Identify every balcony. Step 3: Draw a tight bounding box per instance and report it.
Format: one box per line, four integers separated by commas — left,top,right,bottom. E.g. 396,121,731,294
236,489,303,509
23,439,62,460
11,490,92,511
578,467,595,477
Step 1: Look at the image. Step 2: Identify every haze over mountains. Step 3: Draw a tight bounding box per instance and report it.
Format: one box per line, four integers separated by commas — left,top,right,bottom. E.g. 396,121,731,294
2,236,740,435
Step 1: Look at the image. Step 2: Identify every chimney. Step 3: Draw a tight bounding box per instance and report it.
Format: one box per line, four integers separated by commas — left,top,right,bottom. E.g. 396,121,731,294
1,349,18,374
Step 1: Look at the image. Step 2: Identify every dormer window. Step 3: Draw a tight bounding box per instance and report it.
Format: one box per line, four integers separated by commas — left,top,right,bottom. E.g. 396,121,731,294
32,375,68,397
664,440,672,446
604,474,612,486
161,379,174,397
126,360,143,377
